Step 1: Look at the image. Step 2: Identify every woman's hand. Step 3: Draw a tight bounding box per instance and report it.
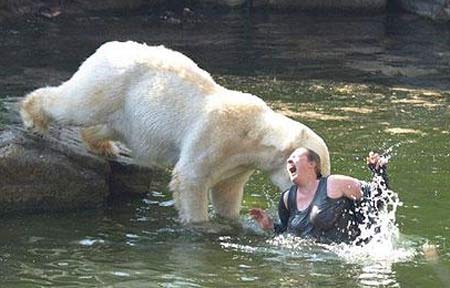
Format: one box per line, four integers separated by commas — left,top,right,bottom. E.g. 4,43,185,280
366,151,390,190
367,151,388,172
249,208,273,230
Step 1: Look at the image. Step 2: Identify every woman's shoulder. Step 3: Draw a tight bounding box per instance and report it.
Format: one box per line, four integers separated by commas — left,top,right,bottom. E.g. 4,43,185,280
327,174,358,183
326,174,361,199
281,185,297,210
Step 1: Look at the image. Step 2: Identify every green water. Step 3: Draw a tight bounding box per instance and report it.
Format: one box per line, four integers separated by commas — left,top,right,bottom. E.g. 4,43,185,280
1,11,450,287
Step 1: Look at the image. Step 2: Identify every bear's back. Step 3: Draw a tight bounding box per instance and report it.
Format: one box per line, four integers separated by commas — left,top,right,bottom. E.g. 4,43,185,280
93,41,219,95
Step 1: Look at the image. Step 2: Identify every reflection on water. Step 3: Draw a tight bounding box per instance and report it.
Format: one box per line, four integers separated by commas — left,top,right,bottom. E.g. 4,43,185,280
1,10,450,288
357,263,398,287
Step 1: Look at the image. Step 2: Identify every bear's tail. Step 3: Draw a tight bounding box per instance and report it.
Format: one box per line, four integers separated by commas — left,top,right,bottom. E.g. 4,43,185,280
20,87,57,133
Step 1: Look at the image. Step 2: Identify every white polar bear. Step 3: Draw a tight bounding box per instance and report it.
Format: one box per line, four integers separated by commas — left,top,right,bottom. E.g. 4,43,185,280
20,41,330,223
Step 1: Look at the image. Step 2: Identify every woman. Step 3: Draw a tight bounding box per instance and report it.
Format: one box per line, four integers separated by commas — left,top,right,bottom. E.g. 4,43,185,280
249,148,389,244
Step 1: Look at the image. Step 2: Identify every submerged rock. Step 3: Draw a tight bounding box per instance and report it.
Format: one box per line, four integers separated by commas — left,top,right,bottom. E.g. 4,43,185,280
0,100,161,216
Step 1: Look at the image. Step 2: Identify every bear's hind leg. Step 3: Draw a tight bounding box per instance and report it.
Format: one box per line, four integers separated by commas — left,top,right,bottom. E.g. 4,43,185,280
210,170,254,220
80,125,119,157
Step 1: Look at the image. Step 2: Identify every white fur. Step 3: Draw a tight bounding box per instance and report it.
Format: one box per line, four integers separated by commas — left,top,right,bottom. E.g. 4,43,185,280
20,41,330,223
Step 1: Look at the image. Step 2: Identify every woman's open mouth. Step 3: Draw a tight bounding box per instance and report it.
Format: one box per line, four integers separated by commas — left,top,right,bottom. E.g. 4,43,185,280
288,166,297,174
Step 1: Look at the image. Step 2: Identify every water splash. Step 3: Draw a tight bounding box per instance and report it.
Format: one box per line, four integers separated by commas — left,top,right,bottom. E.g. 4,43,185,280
268,151,416,264
334,152,415,263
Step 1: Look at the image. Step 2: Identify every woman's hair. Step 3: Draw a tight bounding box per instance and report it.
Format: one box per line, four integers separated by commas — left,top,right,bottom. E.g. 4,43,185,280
305,148,322,179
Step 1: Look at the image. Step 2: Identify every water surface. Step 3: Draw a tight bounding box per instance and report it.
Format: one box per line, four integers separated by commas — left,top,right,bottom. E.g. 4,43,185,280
1,11,449,287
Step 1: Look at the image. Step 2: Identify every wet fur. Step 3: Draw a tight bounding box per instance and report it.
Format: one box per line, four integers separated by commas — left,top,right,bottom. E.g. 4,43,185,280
20,41,330,223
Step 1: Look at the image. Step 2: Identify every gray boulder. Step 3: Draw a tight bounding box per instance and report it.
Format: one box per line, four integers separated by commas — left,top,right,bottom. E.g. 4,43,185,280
252,0,387,11
0,126,109,214
0,0,163,21
0,99,160,216
201,0,387,11
0,0,389,21
396,0,450,20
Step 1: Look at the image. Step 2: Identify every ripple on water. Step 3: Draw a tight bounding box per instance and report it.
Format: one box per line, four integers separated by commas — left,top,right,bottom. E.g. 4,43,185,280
78,238,105,247
221,152,422,287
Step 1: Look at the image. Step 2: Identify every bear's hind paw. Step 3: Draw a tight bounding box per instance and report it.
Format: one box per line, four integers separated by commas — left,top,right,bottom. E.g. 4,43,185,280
84,139,120,158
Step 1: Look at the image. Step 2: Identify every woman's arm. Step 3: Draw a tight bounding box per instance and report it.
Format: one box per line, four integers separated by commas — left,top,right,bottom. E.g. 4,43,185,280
328,152,389,200
275,191,290,234
367,152,389,189
327,175,363,200
248,208,273,230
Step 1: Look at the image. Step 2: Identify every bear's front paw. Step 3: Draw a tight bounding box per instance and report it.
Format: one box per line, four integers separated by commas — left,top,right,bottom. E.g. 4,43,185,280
20,109,49,134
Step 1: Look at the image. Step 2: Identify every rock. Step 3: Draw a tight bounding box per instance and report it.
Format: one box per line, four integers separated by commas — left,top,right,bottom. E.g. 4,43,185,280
109,160,161,198
0,0,390,21
197,0,387,11
0,0,163,21
201,0,247,8
161,10,182,25
73,0,159,12
252,0,387,11
0,126,108,214
38,6,62,19
396,0,450,21
0,99,160,216
183,7,195,17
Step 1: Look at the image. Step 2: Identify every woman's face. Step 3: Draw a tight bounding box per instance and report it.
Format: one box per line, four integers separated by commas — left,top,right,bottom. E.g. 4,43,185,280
286,148,312,183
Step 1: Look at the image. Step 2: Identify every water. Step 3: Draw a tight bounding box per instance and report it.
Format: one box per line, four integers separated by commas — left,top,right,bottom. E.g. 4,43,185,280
1,10,450,287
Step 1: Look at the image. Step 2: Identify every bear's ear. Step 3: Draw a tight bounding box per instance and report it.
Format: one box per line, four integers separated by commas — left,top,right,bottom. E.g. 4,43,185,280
281,144,298,159
282,128,308,157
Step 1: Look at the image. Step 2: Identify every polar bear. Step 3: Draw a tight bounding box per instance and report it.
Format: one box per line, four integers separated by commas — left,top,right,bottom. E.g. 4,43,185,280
20,41,330,224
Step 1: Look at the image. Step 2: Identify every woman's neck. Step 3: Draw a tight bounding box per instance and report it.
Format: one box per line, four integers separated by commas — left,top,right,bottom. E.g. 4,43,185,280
296,177,319,195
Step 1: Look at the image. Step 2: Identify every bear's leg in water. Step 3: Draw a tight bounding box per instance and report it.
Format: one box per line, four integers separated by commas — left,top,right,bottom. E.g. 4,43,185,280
210,170,254,220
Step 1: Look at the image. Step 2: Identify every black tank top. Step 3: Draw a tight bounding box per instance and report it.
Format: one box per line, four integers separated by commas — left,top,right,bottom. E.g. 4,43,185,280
276,176,361,243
